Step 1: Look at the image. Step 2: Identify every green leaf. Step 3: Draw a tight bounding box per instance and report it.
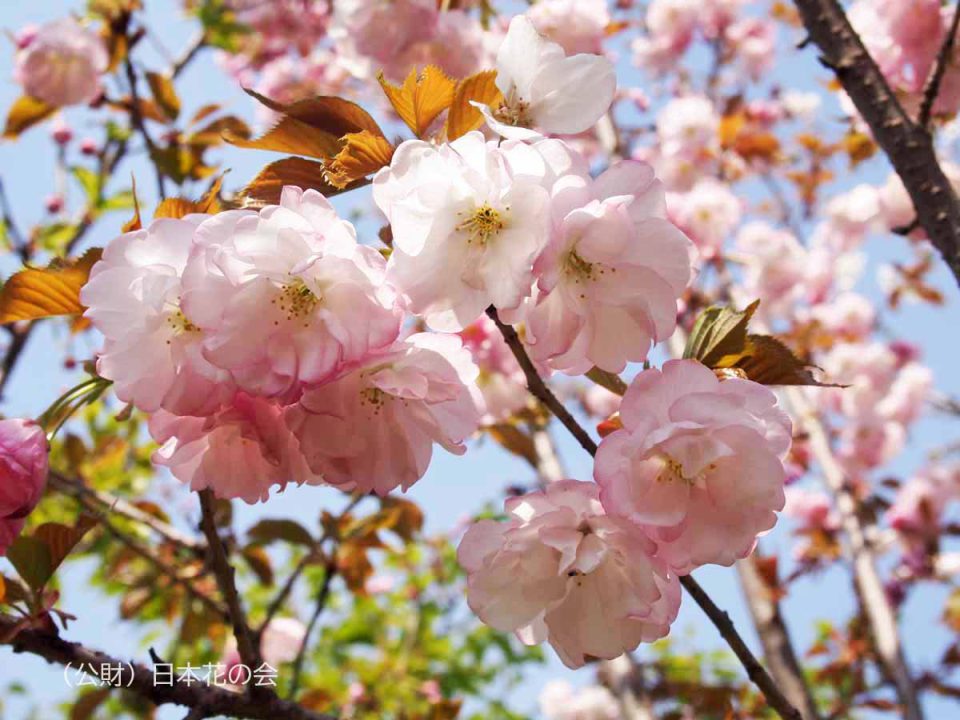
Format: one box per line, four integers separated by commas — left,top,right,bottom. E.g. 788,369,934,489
683,300,759,366
247,519,315,547
71,167,102,206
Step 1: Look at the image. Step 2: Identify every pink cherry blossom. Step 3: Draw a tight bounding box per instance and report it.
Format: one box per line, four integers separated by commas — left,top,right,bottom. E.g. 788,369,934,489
595,360,792,574
539,680,620,720
373,132,551,331
525,161,694,374
81,216,235,417
784,486,838,531
581,385,622,420
150,393,320,504
669,178,742,254
222,616,307,675
725,18,776,79
733,222,807,317
887,464,959,536
479,15,616,139
0,518,25,556
809,292,876,340
527,0,611,55
14,18,107,107
458,316,529,423
181,186,401,401
286,333,483,496
656,96,720,159
0,419,49,555
458,479,680,669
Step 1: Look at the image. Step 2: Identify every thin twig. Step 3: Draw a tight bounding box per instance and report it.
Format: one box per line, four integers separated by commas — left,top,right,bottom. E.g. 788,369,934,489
50,472,205,554
919,0,960,128
680,575,802,720
0,177,27,260
486,307,598,456
288,558,337,700
123,54,166,200
197,490,262,678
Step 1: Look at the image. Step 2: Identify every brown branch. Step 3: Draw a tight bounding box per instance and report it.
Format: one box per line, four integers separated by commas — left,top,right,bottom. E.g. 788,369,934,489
123,53,166,200
49,472,205,554
0,614,334,720
490,308,803,720
919,1,960,128
485,307,598,456
197,490,262,678
792,0,960,288
288,558,337,700
785,388,924,720
680,575,802,719
737,554,822,720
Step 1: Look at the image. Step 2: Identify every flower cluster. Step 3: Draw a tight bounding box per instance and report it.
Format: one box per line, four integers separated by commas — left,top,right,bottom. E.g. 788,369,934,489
82,187,482,503
14,18,107,107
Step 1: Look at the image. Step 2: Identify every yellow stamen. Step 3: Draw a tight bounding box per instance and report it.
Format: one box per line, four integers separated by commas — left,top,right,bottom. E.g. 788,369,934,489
456,203,506,245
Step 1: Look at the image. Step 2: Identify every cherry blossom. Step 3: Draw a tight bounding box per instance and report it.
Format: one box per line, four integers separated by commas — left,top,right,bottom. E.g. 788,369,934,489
81,216,235,417
539,679,620,720
458,316,529,423
14,18,107,107
373,132,551,331
181,187,401,401
527,0,612,55
285,333,483,497
0,419,49,556
525,161,694,374
669,178,742,255
458,480,680,668
222,616,307,673
595,360,792,574
478,15,616,139
150,393,320,504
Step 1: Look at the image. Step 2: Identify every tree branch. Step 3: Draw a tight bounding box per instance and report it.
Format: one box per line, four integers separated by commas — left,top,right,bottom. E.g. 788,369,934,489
485,307,598,456
919,1,960,129
0,615,334,720
792,0,960,288
490,308,803,720
288,558,337,700
737,554,822,720
784,388,924,720
49,471,205,554
197,490,262,679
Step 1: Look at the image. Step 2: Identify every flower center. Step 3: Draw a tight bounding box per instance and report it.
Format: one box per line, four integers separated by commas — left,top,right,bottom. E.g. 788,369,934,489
360,387,390,414
494,89,534,128
274,278,320,325
564,250,596,282
655,453,718,485
165,308,200,342
457,203,506,245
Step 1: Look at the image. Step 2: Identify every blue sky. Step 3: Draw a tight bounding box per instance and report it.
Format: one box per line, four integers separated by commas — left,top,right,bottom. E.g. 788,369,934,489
1,1,959,719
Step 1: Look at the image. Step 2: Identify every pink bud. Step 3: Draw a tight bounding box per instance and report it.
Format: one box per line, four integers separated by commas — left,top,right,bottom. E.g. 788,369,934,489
0,418,49,556
80,138,98,156
51,119,73,145
45,194,64,214
15,24,38,50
